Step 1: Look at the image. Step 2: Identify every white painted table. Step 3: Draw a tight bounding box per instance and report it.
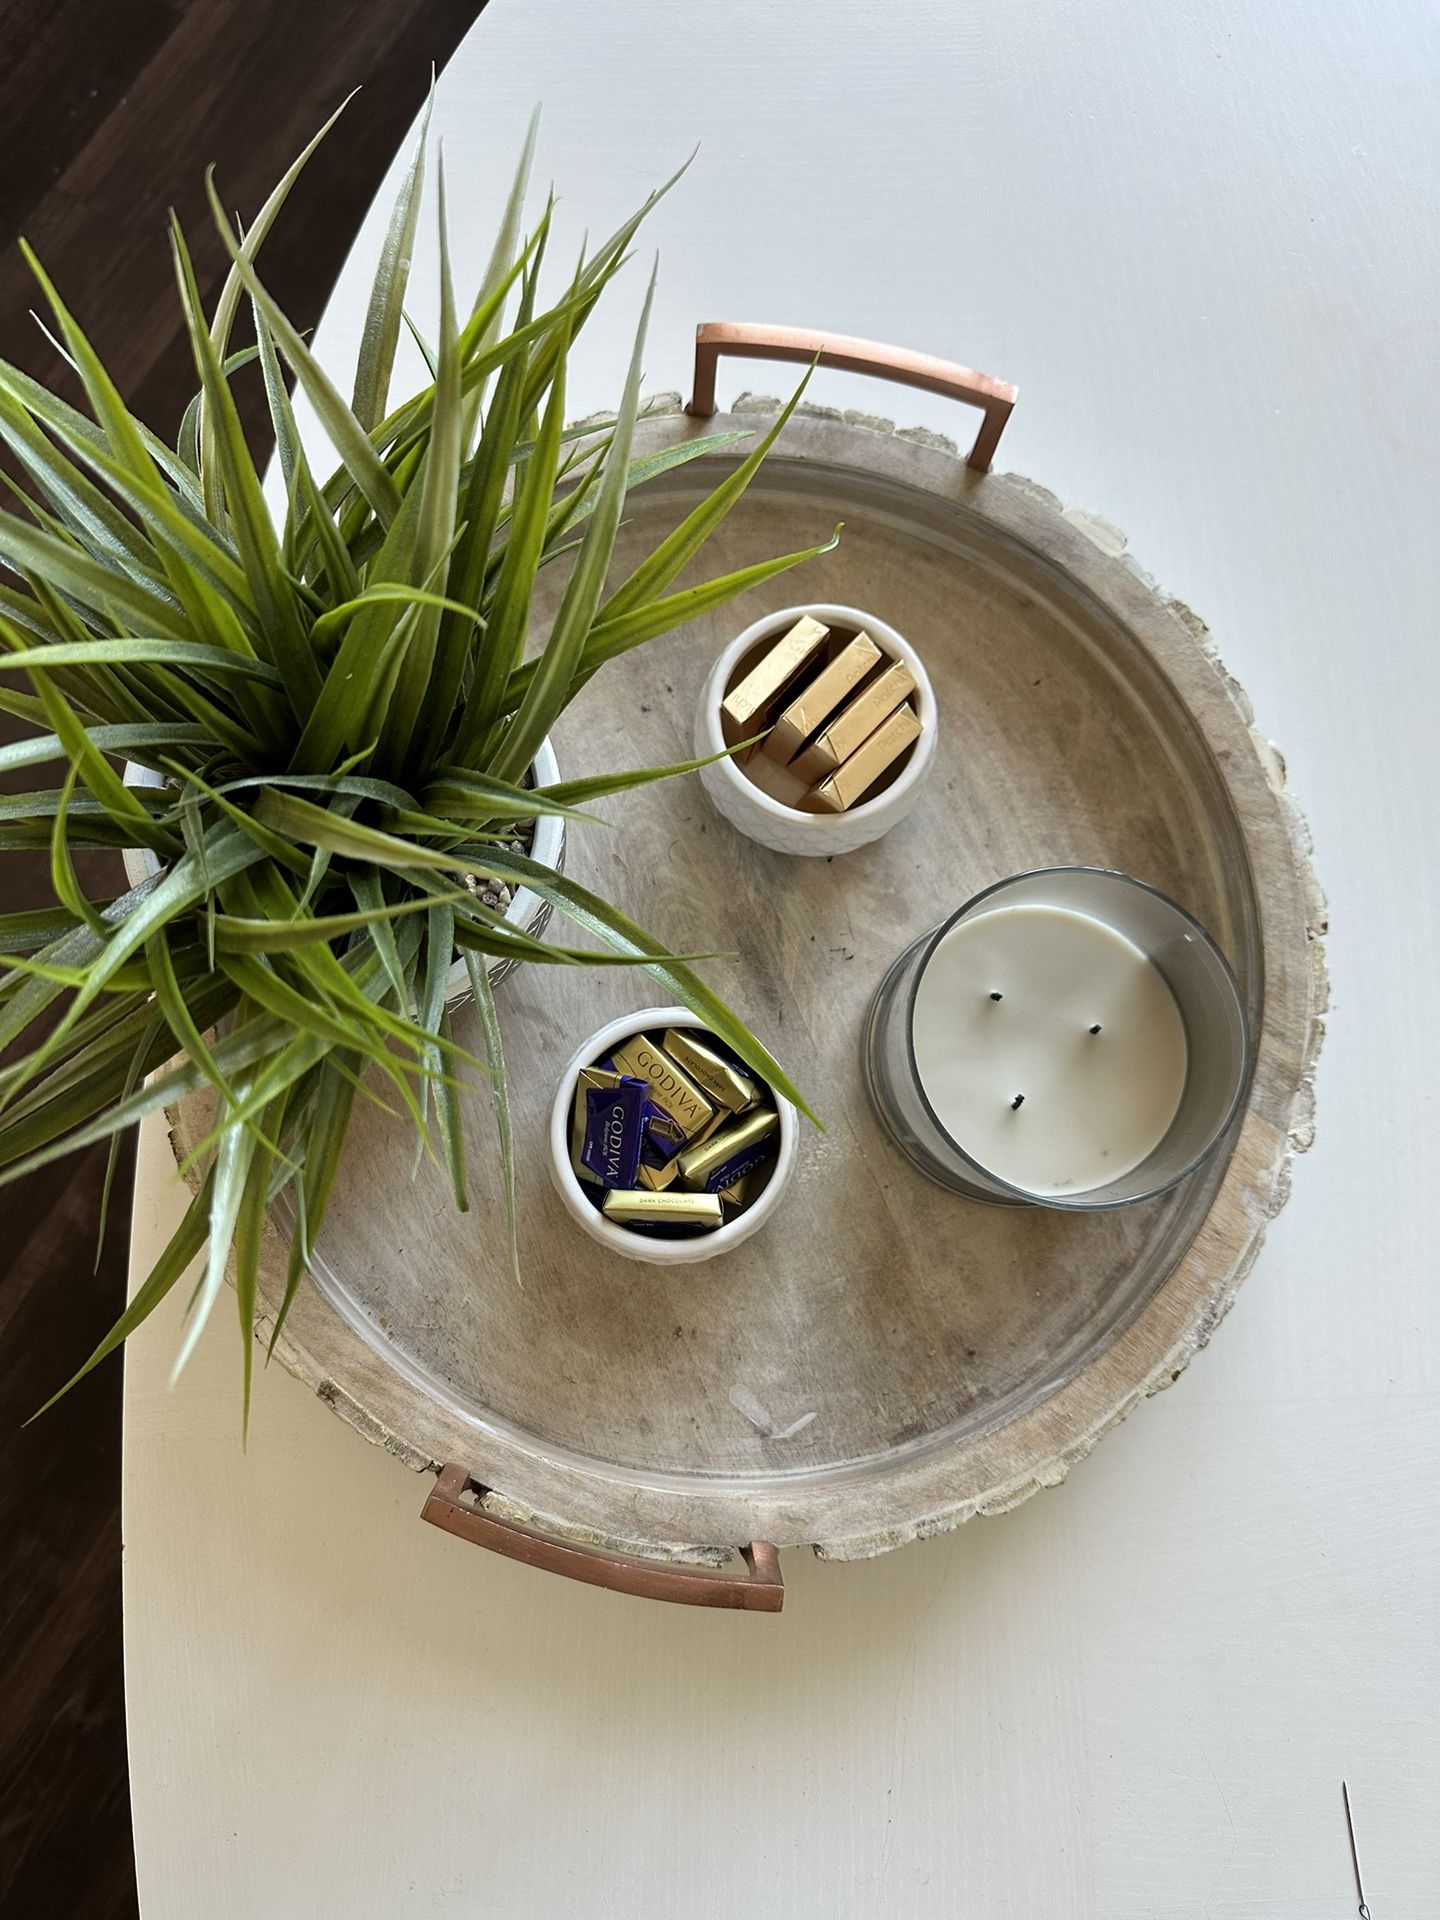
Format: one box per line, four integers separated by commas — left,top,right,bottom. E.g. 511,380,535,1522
123,1,1440,1912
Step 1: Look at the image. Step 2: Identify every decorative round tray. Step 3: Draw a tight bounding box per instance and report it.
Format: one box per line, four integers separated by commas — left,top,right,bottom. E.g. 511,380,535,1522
173,330,1326,1609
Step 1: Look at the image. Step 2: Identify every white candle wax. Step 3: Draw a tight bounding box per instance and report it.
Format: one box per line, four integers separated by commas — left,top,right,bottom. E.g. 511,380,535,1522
911,903,1187,1197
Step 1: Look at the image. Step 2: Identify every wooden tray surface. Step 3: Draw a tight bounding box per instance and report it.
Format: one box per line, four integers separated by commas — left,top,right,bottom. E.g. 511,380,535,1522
173,405,1325,1562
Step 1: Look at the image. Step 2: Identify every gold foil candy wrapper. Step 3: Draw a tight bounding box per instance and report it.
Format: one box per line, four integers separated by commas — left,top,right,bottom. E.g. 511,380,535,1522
716,1169,754,1215
720,615,830,731
789,658,917,783
678,1105,779,1191
661,1028,759,1113
601,1189,724,1229
764,630,882,765
804,701,922,812
611,1035,714,1138
637,1154,682,1192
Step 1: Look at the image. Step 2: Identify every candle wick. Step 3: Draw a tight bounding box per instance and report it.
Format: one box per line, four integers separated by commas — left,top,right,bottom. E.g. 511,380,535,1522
1089,1023,1102,1035
989,991,1003,1002
1010,1094,1025,1110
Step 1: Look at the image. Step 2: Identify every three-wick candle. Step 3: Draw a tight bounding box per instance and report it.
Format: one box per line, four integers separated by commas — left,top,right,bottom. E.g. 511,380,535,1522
863,868,1251,1207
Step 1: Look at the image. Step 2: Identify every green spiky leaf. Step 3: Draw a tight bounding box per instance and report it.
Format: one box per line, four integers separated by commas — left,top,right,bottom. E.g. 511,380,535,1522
0,109,832,1424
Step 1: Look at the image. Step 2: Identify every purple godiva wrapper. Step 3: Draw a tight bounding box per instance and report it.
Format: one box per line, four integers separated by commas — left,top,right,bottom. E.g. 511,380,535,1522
578,1077,649,1189
628,1221,716,1238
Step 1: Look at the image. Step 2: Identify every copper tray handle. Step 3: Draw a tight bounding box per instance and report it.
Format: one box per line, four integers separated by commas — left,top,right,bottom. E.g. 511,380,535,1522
422,1464,784,1611
686,321,1018,472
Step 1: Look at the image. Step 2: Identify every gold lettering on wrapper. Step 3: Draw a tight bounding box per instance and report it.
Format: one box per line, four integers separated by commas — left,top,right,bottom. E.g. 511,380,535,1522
570,1067,626,1186
611,1037,714,1138
601,1189,724,1228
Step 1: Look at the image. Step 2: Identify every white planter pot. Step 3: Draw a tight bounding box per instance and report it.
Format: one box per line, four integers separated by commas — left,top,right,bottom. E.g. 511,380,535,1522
694,601,937,856
120,736,565,997
547,1005,799,1267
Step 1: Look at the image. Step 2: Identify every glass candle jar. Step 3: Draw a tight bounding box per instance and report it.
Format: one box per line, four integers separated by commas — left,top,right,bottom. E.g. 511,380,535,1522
863,868,1252,1208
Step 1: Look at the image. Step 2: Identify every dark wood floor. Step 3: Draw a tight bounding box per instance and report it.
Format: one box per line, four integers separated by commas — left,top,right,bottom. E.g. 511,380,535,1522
0,5,484,1910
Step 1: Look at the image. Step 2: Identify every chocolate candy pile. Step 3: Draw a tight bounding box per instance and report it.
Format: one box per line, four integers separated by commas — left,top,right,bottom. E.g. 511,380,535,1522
571,1027,779,1236
722,614,923,813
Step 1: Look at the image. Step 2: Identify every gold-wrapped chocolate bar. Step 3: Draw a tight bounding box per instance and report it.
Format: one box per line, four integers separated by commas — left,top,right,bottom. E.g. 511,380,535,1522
716,1169,754,1213
644,1106,725,1190
720,615,830,731
763,630,882,765
670,1106,726,1157
804,701,922,813
679,1105,779,1192
570,1067,626,1186
789,658,917,783
611,1035,713,1138
601,1189,724,1228
661,1028,759,1113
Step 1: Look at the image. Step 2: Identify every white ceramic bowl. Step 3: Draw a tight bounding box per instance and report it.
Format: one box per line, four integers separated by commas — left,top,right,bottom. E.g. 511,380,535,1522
695,602,938,856
547,1006,799,1266
120,736,565,1002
